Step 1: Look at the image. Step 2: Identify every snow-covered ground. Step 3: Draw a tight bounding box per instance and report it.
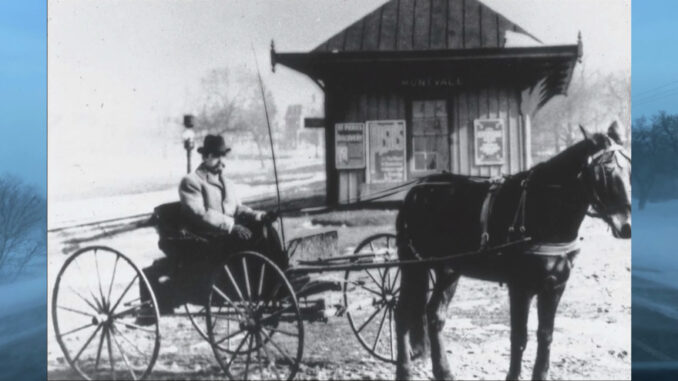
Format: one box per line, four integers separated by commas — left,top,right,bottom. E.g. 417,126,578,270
0,273,47,381
49,147,324,229
633,198,678,284
632,198,678,365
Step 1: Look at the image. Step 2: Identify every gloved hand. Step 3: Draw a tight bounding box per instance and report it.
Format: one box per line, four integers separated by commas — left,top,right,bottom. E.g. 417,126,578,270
231,224,253,240
261,210,279,224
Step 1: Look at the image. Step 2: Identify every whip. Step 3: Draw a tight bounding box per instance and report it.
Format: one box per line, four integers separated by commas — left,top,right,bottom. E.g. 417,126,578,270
252,44,286,250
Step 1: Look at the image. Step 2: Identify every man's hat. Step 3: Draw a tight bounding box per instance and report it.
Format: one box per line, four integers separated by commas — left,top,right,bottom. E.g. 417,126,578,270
197,134,231,156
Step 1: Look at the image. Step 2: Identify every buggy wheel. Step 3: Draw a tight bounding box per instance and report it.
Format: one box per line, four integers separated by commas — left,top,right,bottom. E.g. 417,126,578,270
182,303,211,341
52,246,160,380
207,251,303,381
343,233,399,363
183,302,248,355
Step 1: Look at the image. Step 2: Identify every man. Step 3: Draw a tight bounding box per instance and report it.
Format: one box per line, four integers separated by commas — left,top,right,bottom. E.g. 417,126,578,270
179,134,278,243
136,134,283,325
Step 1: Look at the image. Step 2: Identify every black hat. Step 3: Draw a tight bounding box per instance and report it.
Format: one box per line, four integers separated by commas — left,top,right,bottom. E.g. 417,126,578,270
197,134,231,156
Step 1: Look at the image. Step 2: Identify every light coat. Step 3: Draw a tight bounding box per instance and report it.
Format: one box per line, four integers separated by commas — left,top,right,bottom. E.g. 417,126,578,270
179,163,260,232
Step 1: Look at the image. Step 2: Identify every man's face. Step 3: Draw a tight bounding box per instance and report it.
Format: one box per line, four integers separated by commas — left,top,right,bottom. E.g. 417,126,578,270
203,153,227,173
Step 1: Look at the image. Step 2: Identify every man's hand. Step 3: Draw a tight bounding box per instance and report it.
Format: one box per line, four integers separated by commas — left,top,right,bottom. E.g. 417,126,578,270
231,224,253,240
261,210,279,224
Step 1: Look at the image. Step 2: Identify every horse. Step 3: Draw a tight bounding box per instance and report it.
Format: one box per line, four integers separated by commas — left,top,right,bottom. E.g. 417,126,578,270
394,122,631,381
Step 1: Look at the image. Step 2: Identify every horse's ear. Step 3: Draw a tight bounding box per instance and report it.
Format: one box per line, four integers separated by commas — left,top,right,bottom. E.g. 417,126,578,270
607,120,624,145
579,125,591,141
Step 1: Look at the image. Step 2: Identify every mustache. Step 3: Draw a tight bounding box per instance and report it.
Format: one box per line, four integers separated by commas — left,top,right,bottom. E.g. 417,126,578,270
206,162,225,172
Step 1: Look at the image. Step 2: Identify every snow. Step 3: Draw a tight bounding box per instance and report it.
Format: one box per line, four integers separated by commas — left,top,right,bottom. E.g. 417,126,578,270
632,198,678,287
632,198,678,364
48,147,324,229
0,276,45,318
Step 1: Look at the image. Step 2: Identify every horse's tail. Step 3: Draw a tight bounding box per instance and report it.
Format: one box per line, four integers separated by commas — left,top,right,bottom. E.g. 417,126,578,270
396,196,429,359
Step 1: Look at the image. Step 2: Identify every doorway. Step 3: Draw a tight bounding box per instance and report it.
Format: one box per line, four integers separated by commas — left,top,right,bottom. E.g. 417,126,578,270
410,99,450,176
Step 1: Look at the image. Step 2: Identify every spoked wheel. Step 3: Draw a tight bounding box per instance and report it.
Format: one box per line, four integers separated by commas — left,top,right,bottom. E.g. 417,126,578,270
184,302,245,355
52,246,160,380
183,303,210,342
343,233,400,363
206,251,303,381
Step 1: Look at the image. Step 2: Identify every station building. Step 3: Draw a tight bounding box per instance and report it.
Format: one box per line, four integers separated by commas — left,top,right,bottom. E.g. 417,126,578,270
272,0,581,205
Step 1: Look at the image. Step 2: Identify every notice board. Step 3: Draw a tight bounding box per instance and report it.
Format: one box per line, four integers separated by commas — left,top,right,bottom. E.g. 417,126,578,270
335,122,366,169
474,118,505,166
367,120,406,184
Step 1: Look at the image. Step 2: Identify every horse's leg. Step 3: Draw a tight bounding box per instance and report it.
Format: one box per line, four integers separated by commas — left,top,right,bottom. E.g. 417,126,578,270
427,267,461,381
531,284,566,380
506,284,534,381
395,266,416,380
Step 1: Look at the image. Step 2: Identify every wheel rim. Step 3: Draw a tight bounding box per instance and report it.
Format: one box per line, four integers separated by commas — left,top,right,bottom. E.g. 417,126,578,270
52,246,160,380
207,251,303,381
183,303,211,342
344,233,400,364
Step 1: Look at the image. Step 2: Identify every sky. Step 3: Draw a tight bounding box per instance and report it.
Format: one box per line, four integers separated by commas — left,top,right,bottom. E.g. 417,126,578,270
631,0,678,119
0,0,46,191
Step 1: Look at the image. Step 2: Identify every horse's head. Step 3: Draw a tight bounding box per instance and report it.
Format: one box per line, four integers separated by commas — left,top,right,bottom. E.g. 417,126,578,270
579,122,631,238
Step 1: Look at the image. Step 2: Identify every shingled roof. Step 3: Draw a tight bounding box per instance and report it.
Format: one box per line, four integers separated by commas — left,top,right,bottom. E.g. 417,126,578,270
313,0,541,53
273,0,581,109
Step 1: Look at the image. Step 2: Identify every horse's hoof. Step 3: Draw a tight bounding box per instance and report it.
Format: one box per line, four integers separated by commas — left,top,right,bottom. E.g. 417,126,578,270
506,372,521,381
531,371,548,381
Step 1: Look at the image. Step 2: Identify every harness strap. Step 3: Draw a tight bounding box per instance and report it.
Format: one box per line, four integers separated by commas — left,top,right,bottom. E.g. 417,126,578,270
509,172,531,238
479,177,505,249
524,240,580,257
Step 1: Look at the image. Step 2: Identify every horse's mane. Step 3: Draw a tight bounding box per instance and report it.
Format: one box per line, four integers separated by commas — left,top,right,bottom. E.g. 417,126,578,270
531,133,610,183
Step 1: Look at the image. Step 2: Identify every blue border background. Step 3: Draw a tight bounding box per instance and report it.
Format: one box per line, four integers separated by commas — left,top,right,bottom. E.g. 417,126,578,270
0,1,46,380
632,1,678,380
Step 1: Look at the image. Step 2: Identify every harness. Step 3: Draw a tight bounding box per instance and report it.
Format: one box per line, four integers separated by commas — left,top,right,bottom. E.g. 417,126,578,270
478,171,531,251
480,142,629,260
479,177,505,249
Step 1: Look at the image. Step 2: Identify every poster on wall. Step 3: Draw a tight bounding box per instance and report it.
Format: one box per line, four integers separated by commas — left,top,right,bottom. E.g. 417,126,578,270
367,120,406,184
335,122,366,169
474,119,505,166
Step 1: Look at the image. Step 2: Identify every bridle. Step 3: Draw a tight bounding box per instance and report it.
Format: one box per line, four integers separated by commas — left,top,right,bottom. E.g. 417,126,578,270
579,142,631,219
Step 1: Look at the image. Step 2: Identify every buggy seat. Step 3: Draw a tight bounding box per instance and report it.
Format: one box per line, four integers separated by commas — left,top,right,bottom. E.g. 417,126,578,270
152,202,214,260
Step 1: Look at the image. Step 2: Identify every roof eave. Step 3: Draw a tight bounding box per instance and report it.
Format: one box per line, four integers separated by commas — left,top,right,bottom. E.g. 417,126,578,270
272,44,579,107
274,45,579,73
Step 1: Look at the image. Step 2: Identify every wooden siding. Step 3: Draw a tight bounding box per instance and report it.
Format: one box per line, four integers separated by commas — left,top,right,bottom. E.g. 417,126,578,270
337,91,408,203
449,86,523,176
333,86,524,203
313,0,536,52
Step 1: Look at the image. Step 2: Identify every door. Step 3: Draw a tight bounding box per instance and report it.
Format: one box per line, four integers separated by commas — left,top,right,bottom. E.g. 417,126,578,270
410,99,450,176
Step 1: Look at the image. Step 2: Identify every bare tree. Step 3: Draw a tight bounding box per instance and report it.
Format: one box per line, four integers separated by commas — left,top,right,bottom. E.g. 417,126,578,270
194,67,278,168
195,68,241,136
632,112,678,210
0,175,45,281
533,69,631,157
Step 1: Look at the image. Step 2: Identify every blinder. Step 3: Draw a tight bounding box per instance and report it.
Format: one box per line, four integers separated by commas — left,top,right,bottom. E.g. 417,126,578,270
579,143,631,219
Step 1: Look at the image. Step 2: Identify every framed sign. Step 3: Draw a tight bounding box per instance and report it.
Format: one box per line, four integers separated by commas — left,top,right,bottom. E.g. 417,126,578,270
335,122,366,169
366,120,406,184
474,119,505,166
